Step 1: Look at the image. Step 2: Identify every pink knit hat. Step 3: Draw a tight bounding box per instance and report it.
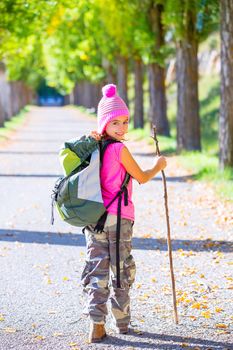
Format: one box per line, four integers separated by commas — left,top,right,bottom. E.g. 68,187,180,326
97,84,129,134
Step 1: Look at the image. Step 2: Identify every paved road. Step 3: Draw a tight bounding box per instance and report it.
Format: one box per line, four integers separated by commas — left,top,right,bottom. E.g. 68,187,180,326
0,106,232,350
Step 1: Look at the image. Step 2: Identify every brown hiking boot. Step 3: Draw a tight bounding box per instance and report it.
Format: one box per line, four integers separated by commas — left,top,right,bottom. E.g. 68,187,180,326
116,324,129,334
88,322,107,343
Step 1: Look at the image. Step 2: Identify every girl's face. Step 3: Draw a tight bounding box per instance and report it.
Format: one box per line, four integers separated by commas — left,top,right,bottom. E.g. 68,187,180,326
105,115,129,141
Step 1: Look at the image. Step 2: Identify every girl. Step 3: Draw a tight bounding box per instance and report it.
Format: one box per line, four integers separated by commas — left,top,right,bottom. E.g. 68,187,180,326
81,84,167,343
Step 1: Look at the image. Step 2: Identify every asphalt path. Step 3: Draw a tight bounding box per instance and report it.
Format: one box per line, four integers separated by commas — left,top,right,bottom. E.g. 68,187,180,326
0,106,232,350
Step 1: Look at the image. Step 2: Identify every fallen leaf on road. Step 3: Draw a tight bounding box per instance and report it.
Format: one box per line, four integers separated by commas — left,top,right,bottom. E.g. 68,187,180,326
3,327,17,333
215,307,224,313
215,323,228,329
201,311,211,318
191,302,201,309
133,329,143,335
216,330,230,334
189,316,197,321
142,233,152,238
34,335,45,341
225,276,233,282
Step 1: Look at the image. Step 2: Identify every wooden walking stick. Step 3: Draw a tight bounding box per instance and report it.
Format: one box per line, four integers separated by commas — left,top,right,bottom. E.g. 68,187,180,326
152,125,179,324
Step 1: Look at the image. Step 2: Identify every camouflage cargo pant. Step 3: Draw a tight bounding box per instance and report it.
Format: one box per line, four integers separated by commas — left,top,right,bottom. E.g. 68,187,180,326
81,214,136,326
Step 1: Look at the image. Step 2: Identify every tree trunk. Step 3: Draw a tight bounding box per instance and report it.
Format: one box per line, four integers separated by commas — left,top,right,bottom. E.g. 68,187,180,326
73,81,102,111
219,0,233,168
176,10,201,151
134,59,144,128
0,98,4,127
117,56,128,105
148,62,169,135
102,58,117,84
148,3,170,136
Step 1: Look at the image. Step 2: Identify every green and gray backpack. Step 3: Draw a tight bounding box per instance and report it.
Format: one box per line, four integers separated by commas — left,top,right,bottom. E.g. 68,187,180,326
51,135,130,229
51,135,130,288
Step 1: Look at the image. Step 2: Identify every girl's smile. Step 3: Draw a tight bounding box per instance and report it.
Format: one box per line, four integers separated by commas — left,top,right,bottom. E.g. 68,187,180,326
105,116,129,141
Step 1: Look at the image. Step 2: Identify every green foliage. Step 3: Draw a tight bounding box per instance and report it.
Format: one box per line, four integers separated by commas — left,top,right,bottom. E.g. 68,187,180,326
163,0,219,41
0,0,220,97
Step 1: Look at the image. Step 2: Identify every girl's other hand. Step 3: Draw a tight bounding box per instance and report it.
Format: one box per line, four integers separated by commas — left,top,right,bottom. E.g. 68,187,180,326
156,156,167,171
90,130,102,141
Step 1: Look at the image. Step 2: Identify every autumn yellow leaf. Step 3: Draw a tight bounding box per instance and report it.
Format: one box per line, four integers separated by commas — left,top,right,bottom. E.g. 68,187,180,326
215,307,224,313
217,330,230,334
151,277,157,283
201,311,211,318
143,293,150,298
225,276,233,281
191,302,208,310
53,332,63,337
184,298,192,304
136,283,142,289
69,342,78,346
189,316,197,321
34,335,45,341
191,302,201,309
63,276,69,281
3,327,17,333
142,233,152,238
133,329,143,335
181,267,197,276
215,323,228,329
0,314,5,321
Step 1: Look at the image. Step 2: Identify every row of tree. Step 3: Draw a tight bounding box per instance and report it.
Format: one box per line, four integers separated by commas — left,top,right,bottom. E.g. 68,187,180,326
0,0,232,168
0,63,33,126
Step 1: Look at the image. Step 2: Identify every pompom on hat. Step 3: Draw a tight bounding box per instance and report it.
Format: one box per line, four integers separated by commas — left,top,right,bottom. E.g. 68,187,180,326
97,84,129,134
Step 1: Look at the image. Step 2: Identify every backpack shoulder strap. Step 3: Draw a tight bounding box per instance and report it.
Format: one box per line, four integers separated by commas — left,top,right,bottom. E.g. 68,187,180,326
99,139,131,188
99,138,120,164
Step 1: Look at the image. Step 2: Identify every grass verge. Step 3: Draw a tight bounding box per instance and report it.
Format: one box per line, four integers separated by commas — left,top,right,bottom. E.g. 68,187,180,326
129,128,233,202
0,106,30,141
178,152,233,201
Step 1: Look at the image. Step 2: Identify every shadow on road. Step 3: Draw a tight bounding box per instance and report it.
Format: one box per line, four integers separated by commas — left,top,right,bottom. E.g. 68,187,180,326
104,330,233,349
0,229,232,252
